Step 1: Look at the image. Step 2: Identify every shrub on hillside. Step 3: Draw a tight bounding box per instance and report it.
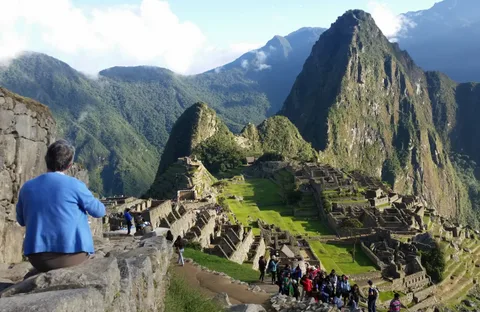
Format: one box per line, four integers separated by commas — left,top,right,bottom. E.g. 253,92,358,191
419,242,446,283
185,241,203,250
256,152,285,162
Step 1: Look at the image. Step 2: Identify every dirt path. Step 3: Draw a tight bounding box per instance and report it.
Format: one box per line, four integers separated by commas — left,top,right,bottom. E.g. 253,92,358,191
173,262,272,305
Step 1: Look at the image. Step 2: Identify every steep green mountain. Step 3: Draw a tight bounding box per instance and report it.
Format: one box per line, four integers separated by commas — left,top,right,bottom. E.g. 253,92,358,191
280,10,475,220
0,27,324,196
146,103,316,198
0,54,159,196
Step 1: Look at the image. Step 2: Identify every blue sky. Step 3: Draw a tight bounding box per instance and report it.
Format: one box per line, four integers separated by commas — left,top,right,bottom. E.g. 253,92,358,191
0,0,440,74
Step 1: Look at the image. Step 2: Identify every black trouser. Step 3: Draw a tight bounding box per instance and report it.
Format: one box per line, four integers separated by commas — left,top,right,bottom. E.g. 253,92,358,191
127,221,132,235
271,271,277,284
259,269,265,281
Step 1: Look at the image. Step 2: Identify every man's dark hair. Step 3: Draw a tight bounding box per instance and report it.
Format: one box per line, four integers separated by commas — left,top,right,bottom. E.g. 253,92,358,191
394,293,400,299
45,140,75,172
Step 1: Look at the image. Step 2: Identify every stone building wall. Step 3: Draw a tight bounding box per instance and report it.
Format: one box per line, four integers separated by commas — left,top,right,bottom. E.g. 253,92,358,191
0,236,173,312
0,88,56,264
250,237,266,270
142,200,172,228
230,229,254,264
169,210,197,238
360,242,385,269
195,214,216,248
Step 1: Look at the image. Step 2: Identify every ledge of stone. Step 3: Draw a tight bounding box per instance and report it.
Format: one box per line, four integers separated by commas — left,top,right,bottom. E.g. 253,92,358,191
0,236,172,312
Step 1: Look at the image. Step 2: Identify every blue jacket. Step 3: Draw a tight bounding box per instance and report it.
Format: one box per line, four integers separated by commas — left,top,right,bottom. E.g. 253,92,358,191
16,172,106,255
124,212,133,222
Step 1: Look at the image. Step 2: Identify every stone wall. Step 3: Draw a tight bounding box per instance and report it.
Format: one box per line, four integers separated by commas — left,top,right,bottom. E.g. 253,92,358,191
0,88,56,264
230,229,254,264
413,284,436,303
0,236,173,312
194,212,216,248
142,200,172,228
360,242,385,269
250,237,266,270
169,210,197,238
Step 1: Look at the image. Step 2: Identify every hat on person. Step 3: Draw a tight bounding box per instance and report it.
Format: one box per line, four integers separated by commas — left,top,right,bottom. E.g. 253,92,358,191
367,280,373,285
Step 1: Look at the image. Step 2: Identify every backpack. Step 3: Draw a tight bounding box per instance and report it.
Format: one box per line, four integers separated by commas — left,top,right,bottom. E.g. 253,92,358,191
370,286,378,299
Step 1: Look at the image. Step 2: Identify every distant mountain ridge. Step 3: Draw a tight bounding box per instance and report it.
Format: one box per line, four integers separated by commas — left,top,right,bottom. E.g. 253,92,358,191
398,0,480,82
0,27,325,196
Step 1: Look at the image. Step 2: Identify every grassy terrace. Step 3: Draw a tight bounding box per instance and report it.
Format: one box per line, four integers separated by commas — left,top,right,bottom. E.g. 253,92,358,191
219,177,378,275
165,270,222,312
224,178,333,236
184,248,259,283
308,241,378,275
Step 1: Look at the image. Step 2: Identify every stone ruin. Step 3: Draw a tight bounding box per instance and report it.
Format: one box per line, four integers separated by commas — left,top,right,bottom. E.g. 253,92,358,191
259,221,321,271
211,224,257,264
361,229,431,292
326,187,425,237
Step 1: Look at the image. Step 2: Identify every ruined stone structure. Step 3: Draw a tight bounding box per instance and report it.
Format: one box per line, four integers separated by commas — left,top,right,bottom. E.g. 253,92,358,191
185,209,217,248
361,230,432,292
0,88,56,264
212,224,256,264
0,235,172,312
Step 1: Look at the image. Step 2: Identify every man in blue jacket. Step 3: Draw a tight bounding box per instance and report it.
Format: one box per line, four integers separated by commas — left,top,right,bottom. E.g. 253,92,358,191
16,140,106,272
124,208,133,235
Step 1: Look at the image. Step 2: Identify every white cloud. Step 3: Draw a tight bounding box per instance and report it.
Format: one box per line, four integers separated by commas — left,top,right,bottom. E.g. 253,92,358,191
241,59,249,69
0,0,260,75
368,1,416,41
251,50,271,71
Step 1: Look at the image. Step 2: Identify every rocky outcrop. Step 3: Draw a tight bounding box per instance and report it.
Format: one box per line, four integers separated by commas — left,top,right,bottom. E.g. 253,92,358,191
0,236,172,312
0,88,56,264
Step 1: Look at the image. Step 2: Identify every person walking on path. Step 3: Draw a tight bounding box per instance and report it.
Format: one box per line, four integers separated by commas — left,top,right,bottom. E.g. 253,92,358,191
258,256,266,282
269,256,279,285
367,280,378,312
174,236,185,266
124,208,133,235
389,293,401,312
16,140,106,274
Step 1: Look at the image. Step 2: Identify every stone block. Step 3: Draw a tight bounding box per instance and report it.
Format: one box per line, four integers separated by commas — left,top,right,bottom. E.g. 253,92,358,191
117,254,155,311
15,139,47,187
0,171,13,202
0,257,121,307
0,222,24,264
0,261,33,283
0,134,16,168
0,111,14,130
0,288,104,312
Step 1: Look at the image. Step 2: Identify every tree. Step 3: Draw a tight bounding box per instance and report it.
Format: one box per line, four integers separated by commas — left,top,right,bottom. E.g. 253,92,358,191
419,242,446,283
340,219,363,262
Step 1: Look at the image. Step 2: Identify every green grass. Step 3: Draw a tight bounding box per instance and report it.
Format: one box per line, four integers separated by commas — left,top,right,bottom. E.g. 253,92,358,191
308,241,378,275
378,291,405,303
224,178,333,236
184,248,260,283
165,270,223,312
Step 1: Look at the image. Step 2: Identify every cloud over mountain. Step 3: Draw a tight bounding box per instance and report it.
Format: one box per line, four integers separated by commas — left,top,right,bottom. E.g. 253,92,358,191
0,0,259,74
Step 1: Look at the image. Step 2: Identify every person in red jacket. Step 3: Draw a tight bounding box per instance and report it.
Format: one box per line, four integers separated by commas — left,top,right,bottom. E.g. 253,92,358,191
301,275,313,300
